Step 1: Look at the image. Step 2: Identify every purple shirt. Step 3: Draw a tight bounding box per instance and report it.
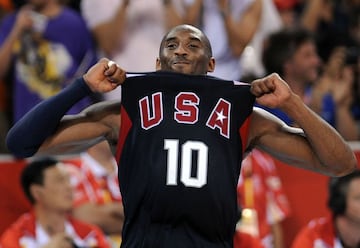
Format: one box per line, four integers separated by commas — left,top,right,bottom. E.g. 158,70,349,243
0,7,98,123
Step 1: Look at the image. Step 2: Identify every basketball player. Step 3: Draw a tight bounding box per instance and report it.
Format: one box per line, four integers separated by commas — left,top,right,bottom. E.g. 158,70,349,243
6,24,357,247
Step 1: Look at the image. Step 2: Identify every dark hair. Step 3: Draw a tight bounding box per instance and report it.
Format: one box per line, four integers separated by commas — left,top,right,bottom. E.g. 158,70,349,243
328,169,360,216
262,28,315,76
21,157,59,204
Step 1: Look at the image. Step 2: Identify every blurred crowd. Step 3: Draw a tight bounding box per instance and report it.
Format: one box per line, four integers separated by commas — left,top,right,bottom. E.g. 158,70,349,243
0,0,358,247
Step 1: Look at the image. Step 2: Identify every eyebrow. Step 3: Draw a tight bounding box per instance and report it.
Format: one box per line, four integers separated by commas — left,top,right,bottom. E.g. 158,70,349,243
165,36,202,44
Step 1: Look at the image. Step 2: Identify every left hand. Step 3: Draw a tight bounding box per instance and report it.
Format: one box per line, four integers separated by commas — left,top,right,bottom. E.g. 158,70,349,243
250,73,292,109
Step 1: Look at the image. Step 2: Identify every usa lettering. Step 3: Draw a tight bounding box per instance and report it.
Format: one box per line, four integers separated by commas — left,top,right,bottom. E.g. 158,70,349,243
139,92,231,138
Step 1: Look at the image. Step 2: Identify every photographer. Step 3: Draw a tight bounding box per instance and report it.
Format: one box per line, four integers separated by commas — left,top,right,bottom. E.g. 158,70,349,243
0,157,110,248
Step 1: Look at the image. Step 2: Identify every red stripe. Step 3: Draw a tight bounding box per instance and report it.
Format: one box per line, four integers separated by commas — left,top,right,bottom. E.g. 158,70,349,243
115,106,132,165
239,114,253,155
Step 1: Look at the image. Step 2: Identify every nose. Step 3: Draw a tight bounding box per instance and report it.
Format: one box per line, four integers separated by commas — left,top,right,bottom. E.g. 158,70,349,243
174,44,188,56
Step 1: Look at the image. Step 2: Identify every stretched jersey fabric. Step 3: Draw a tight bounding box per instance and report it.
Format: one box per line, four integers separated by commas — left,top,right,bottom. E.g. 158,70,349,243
116,71,255,247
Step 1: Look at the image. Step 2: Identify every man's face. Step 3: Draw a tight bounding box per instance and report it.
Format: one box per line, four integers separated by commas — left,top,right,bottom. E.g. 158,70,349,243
288,41,321,83
156,27,215,75
34,164,73,212
345,178,360,224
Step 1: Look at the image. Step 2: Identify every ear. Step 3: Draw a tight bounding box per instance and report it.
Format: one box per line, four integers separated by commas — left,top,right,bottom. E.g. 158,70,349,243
156,58,161,70
30,185,42,202
207,57,215,73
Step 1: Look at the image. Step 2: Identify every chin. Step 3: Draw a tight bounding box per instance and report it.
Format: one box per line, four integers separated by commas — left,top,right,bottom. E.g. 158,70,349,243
172,65,191,73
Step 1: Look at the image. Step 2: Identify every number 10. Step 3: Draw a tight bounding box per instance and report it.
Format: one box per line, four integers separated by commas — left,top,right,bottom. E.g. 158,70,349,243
164,139,208,188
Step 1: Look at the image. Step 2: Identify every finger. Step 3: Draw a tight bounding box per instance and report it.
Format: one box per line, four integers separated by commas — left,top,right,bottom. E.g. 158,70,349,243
104,61,118,76
250,79,275,97
107,60,116,69
107,67,126,86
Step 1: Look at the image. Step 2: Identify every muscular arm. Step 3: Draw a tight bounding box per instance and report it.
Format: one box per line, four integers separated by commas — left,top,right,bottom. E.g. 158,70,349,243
220,0,262,57
37,100,121,156
248,74,357,177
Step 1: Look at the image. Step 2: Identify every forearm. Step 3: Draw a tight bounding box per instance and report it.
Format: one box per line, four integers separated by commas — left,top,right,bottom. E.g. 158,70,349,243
282,94,357,176
336,106,359,141
0,28,21,78
163,0,184,30
6,78,92,158
73,203,124,234
93,2,128,56
271,222,284,248
300,0,323,32
183,0,203,26
221,0,261,57
221,14,247,56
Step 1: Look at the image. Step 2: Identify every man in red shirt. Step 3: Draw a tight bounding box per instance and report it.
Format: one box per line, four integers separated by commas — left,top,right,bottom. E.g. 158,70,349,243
0,157,110,248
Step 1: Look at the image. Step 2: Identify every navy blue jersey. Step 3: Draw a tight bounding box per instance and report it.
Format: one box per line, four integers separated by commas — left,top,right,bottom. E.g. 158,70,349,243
116,71,255,247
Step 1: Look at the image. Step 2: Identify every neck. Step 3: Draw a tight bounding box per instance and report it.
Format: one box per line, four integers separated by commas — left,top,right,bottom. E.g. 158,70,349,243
34,205,67,235
335,216,360,248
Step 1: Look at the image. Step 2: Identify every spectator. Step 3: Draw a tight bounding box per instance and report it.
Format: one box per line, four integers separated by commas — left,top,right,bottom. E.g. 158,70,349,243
236,149,291,248
260,27,321,126
66,141,124,247
0,0,98,124
260,27,359,141
0,157,111,248
308,45,359,140
291,169,360,248
164,0,262,80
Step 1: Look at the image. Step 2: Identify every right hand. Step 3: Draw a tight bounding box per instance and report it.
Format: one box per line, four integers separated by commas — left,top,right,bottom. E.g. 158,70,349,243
13,5,34,35
83,58,127,93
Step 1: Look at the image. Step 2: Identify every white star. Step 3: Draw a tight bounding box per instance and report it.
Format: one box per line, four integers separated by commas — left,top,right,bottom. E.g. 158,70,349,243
216,110,227,123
